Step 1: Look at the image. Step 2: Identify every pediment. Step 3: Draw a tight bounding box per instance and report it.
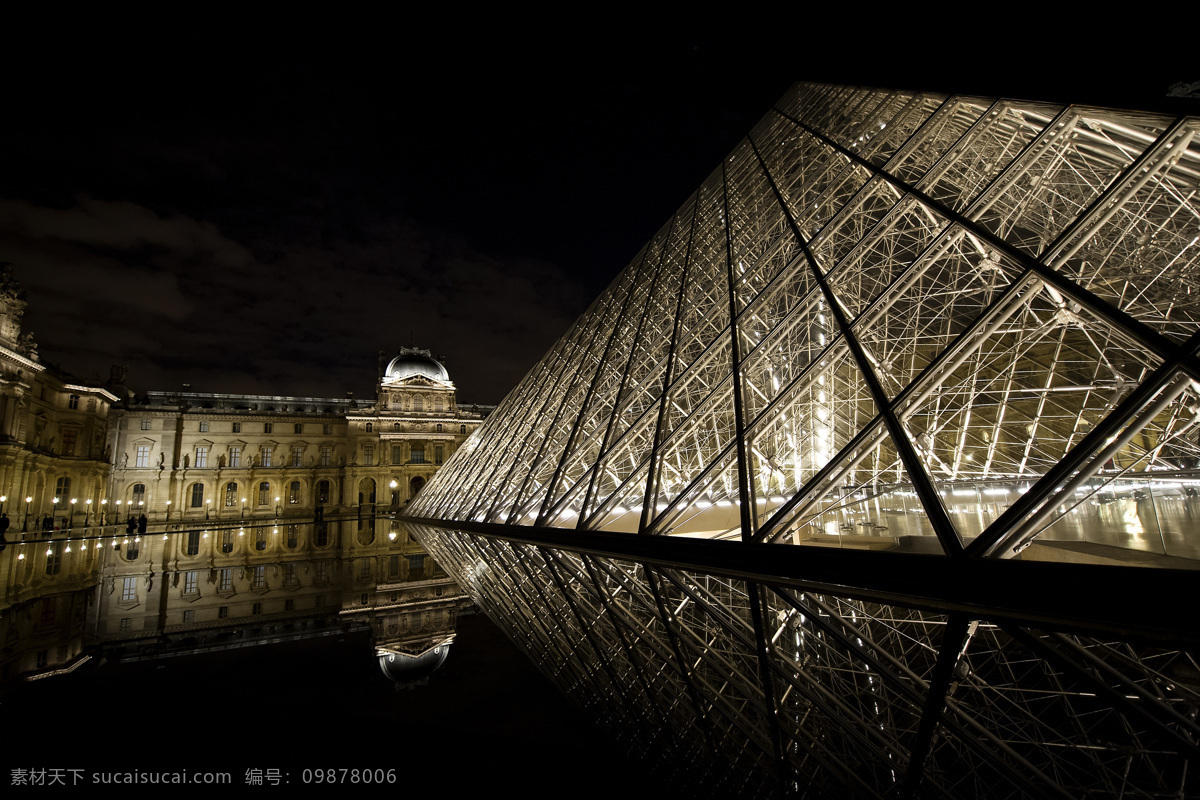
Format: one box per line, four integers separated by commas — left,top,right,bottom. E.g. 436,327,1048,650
389,374,450,389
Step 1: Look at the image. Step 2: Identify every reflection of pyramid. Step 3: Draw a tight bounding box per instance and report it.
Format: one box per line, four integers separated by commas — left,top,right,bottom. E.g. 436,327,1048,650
406,84,1200,797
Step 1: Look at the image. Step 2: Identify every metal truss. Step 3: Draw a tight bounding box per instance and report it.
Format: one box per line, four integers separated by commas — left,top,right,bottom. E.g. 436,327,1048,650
406,83,1200,797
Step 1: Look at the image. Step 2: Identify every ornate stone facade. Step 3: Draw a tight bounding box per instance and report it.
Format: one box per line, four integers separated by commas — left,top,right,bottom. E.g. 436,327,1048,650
0,265,115,535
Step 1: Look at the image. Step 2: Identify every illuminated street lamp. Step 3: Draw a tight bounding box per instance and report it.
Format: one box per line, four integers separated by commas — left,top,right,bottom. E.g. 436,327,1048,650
0,495,6,514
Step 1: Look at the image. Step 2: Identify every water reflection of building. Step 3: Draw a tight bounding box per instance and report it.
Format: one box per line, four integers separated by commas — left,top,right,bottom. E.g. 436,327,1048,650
3,520,471,686
0,270,485,684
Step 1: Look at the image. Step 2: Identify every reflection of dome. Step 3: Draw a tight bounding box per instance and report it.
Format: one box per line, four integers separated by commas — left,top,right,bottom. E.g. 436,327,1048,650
377,644,451,685
384,348,450,383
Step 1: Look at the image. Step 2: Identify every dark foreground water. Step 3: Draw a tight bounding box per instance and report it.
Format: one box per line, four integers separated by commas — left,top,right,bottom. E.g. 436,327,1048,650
2,613,681,798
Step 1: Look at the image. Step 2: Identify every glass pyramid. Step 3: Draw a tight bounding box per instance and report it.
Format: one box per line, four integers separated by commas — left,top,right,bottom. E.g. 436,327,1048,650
406,83,1200,798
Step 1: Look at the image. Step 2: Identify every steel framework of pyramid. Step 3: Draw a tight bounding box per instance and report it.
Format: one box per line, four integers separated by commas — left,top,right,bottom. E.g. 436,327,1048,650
405,83,1200,797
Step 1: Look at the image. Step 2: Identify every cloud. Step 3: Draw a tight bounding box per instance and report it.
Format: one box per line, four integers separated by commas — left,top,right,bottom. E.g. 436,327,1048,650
0,195,590,404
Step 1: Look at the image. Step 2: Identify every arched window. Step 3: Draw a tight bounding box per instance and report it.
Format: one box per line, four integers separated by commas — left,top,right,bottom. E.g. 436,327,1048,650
365,422,373,433
55,477,71,504
288,481,301,504
436,423,443,432
460,425,467,434
130,483,145,507
255,529,266,551
257,481,270,505
392,422,401,431
317,480,330,504
190,483,204,508
224,482,238,507
414,396,423,411
185,530,201,556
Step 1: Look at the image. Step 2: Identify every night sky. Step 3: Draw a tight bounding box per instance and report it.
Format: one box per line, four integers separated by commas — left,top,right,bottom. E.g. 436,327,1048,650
1,28,1194,406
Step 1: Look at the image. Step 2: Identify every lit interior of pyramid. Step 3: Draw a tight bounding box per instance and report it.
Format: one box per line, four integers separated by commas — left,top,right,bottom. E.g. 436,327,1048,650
413,86,1200,563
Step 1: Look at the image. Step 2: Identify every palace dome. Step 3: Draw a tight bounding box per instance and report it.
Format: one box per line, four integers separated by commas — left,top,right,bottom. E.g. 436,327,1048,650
384,348,449,383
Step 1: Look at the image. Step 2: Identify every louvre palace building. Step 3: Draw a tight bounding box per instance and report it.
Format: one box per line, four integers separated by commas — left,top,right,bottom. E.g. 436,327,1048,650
0,265,485,687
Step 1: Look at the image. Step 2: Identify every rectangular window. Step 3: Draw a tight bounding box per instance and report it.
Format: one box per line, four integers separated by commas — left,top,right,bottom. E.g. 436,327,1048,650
264,422,273,434
261,446,272,467
252,566,265,589
257,483,270,505
120,618,132,631
292,446,303,467
229,446,241,468
286,525,298,548
411,449,425,464
183,571,198,594
392,445,403,465
121,577,137,602
285,599,295,611
183,609,195,623
320,446,332,467
363,445,374,466
285,563,298,586
190,483,204,508
135,445,151,468
218,606,229,619
294,423,303,434
323,424,332,435
68,395,80,409
185,530,200,555
61,429,77,456
199,421,209,433
195,446,208,468
232,422,241,433
359,560,371,580
407,555,425,572
219,568,232,592
252,602,263,615
315,561,328,583
435,445,443,465
221,530,233,552
141,419,151,430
